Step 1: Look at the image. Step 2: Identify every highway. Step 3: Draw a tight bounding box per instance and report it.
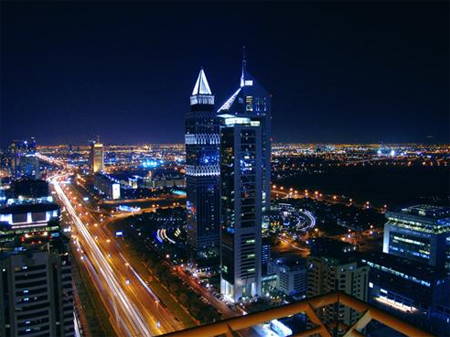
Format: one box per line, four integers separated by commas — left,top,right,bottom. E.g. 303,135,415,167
52,174,184,336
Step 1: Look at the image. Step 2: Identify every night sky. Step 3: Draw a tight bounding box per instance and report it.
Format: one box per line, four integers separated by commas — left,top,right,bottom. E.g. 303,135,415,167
1,2,448,147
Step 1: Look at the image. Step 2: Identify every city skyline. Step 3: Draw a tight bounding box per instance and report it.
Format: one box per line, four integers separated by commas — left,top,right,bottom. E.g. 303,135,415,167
2,1,449,148
1,2,449,337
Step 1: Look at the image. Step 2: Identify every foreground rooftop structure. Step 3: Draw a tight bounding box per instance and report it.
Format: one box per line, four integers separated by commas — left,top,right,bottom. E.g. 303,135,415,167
163,292,434,337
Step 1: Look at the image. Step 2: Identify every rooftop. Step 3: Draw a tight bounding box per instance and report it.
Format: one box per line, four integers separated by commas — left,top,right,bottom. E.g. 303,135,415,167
271,256,306,271
399,205,450,218
386,205,450,234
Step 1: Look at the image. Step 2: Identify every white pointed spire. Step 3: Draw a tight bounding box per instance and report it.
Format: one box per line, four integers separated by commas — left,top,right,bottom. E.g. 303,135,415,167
192,68,212,95
240,46,246,87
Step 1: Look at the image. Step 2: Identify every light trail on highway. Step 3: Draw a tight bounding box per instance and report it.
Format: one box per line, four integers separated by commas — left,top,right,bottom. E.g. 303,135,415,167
53,175,153,336
36,154,193,336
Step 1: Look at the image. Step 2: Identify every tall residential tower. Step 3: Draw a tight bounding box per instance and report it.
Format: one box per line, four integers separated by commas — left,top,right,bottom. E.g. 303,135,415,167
217,51,271,212
0,183,74,337
219,115,263,302
185,69,221,268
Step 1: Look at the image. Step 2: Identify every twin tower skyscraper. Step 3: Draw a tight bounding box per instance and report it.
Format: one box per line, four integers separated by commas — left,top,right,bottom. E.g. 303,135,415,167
185,53,271,302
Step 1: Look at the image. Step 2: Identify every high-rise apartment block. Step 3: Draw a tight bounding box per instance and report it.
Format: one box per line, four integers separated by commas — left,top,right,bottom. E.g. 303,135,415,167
0,199,74,337
217,52,271,212
219,115,262,302
185,69,221,268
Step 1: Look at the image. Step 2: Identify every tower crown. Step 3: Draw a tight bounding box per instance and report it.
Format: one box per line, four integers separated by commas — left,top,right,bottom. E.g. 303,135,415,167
192,68,212,96
240,46,253,88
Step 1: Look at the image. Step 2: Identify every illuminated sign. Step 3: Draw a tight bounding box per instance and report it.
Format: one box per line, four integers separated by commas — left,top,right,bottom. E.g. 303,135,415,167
112,183,120,200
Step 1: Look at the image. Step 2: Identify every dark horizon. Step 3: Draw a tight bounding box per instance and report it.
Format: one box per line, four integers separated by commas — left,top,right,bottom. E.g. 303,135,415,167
1,2,449,148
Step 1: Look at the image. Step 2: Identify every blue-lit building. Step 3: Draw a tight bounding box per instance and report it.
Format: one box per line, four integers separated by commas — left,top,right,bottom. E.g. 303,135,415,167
185,69,221,268
361,252,450,336
217,52,271,212
383,205,450,271
9,138,40,180
262,236,271,276
268,257,307,297
219,115,263,302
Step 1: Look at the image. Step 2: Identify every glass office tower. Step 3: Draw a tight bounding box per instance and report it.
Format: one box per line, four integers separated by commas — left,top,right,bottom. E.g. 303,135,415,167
219,115,262,302
361,252,450,335
383,205,450,270
217,53,271,212
185,69,221,268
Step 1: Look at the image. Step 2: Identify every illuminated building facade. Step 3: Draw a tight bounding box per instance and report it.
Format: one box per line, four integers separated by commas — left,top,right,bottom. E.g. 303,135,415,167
0,202,74,337
9,138,40,180
307,253,369,328
89,139,104,173
217,52,271,212
93,173,121,200
361,252,450,335
219,115,262,302
383,205,450,270
185,69,221,267
0,203,60,246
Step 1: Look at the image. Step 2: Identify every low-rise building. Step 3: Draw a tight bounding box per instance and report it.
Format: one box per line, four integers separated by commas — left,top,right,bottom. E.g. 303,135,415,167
93,173,120,199
383,205,450,270
361,252,450,336
268,257,307,297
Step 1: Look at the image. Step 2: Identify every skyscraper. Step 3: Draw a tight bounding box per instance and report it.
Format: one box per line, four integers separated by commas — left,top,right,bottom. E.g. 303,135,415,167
219,115,262,302
185,69,221,268
217,50,271,212
89,137,104,173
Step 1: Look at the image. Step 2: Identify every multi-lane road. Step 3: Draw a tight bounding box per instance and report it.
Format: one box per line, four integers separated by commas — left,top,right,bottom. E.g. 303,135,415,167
52,173,184,336
39,154,285,337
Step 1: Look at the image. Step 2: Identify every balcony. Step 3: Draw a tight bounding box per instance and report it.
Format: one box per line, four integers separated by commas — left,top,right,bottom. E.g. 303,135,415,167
163,291,434,337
